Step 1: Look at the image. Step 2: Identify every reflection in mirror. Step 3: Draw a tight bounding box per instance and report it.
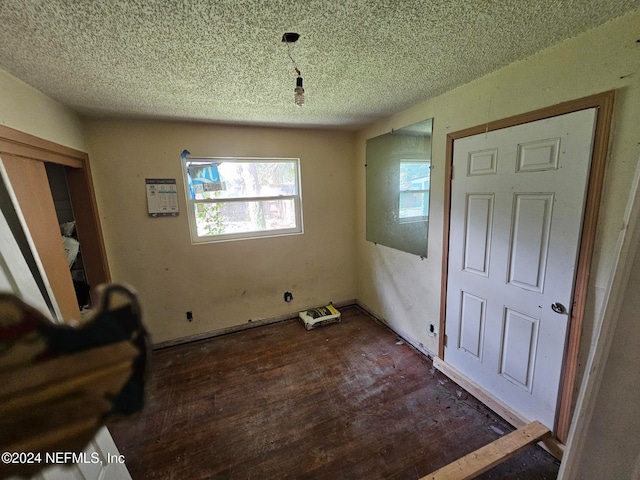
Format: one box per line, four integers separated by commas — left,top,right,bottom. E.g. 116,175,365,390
366,118,433,257
399,160,430,223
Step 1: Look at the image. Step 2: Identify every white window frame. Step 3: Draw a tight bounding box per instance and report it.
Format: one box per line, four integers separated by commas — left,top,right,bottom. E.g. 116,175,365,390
398,159,430,224
181,156,303,244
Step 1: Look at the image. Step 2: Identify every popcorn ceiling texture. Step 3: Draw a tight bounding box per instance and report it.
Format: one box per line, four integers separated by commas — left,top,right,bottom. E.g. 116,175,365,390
0,0,638,128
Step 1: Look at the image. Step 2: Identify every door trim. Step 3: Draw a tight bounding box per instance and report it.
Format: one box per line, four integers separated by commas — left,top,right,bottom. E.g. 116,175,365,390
438,91,615,443
0,124,111,292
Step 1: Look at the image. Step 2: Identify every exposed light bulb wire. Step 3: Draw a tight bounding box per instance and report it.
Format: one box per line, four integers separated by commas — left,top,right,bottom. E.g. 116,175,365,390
283,34,305,106
285,40,301,76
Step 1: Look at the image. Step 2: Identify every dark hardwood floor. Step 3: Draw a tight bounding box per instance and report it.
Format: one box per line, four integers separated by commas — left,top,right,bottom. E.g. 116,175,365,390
109,307,559,479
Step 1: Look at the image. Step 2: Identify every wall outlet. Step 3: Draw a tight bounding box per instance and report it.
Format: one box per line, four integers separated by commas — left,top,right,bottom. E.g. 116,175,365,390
428,323,437,337
284,292,293,302
186,311,193,322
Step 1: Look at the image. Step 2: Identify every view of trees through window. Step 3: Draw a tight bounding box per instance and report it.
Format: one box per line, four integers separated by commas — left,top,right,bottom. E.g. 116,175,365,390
184,159,301,241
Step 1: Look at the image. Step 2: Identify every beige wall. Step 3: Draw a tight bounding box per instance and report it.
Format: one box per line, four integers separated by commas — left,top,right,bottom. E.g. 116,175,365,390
575,234,640,479
85,120,357,343
559,157,640,479
0,67,86,151
356,9,640,365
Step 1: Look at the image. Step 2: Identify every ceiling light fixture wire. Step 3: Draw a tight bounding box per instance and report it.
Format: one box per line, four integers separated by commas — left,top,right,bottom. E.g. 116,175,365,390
285,40,299,71
283,33,305,107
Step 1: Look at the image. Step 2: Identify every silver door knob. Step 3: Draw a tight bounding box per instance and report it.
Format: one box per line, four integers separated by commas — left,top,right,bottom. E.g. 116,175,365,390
551,302,567,314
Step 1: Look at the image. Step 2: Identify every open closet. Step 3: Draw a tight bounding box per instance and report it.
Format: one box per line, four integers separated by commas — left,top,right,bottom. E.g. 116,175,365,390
0,125,109,323
45,162,91,311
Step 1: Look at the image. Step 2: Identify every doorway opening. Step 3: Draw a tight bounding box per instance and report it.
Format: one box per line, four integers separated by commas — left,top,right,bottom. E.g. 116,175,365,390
0,125,110,322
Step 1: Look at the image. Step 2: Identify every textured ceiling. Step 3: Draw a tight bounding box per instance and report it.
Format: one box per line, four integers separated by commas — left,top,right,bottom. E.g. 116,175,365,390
0,1,638,129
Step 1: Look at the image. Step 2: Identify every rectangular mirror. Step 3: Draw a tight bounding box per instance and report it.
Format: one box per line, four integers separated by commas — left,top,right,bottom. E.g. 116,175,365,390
366,118,433,257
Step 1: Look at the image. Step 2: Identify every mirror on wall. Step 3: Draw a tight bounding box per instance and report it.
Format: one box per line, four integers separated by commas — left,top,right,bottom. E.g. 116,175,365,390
366,118,433,257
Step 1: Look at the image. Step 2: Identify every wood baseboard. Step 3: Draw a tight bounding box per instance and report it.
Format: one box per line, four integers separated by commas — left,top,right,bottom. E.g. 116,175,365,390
432,357,565,461
354,300,434,358
153,299,358,350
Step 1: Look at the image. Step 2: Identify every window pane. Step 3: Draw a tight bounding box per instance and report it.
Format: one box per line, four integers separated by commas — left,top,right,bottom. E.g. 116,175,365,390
188,161,297,200
400,161,430,191
194,199,298,237
399,191,429,220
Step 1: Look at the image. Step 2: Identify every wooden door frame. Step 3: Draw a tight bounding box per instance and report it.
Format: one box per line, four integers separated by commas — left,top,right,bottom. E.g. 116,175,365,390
0,124,111,292
438,91,615,443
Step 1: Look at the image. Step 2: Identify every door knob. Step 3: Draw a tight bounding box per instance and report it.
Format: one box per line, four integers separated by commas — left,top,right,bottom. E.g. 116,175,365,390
551,302,567,314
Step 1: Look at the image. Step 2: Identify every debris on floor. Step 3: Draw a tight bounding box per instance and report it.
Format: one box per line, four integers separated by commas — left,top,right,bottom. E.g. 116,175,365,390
299,303,341,330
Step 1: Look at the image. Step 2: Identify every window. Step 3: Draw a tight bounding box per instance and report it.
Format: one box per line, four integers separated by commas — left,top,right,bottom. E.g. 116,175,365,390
181,157,303,243
399,160,430,223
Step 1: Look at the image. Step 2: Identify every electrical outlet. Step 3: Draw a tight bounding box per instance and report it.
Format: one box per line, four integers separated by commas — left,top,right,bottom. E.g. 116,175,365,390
428,323,437,337
284,292,293,302
186,311,193,322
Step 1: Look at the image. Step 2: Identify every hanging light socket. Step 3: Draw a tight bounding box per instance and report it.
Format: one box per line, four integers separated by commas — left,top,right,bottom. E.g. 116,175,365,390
294,75,305,107
283,32,305,107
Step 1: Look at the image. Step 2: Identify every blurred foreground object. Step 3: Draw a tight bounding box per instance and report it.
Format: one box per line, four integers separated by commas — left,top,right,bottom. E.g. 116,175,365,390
0,284,149,479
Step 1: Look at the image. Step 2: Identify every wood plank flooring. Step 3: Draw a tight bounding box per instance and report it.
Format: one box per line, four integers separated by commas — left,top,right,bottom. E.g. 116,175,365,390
108,307,559,479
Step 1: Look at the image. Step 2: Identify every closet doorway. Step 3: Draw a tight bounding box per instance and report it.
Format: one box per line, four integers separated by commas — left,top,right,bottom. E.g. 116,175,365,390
0,125,110,322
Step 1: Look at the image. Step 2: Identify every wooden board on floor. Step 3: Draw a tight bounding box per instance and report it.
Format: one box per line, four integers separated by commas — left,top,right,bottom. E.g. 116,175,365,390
421,421,551,480
432,357,564,460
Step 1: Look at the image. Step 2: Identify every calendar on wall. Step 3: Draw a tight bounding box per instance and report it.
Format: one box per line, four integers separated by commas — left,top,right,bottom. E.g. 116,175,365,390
146,178,179,217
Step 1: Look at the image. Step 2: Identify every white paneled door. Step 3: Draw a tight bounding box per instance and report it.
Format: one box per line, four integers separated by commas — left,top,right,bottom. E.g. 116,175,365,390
445,109,597,429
